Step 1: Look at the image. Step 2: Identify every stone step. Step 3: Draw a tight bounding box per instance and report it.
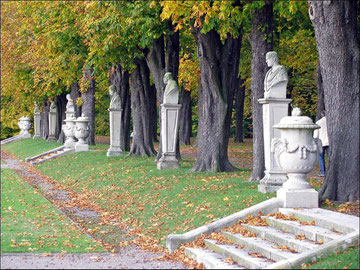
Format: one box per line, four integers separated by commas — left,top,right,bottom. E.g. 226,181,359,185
279,208,358,234
242,224,319,253
222,231,298,262
204,239,274,269
184,247,245,269
263,216,343,243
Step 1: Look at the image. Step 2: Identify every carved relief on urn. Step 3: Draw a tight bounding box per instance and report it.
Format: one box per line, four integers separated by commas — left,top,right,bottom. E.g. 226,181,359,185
62,117,77,149
271,108,322,190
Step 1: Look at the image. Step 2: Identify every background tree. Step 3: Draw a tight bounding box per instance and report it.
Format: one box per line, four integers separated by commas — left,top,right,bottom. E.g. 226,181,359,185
308,0,359,202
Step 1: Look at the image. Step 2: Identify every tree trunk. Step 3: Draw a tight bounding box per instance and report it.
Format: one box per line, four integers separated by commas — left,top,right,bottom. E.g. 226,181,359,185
248,1,274,181
82,69,96,145
234,78,245,143
56,93,67,143
110,63,131,151
315,60,325,121
70,82,81,118
309,0,359,202
41,101,50,140
149,84,158,142
128,58,157,157
191,28,242,172
179,87,192,145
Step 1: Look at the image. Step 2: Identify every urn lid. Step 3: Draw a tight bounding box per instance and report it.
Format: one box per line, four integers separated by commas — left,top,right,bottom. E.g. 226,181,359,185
19,116,31,121
273,108,319,130
75,114,89,122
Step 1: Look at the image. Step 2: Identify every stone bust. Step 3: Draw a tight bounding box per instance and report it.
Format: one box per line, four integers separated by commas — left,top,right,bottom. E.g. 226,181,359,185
163,72,179,104
264,51,288,99
66,94,75,113
109,84,121,109
34,102,40,114
49,101,57,113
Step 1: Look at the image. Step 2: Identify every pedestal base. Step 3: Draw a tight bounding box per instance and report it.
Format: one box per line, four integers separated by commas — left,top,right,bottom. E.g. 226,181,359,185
33,135,41,139
258,172,288,193
64,140,76,149
157,154,179,170
22,133,32,139
75,143,88,152
277,188,318,208
107,147,122,156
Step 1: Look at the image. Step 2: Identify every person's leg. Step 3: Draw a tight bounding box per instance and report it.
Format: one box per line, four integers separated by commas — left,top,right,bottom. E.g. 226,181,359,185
319,148,326,176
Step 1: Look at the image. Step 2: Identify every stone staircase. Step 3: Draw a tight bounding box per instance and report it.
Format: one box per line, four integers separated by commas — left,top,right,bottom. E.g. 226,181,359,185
184,208,359,269
25,146,74,165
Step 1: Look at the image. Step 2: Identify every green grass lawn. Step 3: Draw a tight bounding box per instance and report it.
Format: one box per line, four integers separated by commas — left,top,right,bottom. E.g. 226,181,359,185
1,138,358,269
1,168,104,253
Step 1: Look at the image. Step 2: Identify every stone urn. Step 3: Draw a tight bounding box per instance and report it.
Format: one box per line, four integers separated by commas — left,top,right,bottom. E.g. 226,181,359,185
63,117,77,149
74,114,89,152
272,108,322,208
19,116,32,138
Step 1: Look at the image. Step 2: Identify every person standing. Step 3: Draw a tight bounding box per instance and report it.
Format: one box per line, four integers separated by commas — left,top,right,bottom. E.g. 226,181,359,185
314,111,330,176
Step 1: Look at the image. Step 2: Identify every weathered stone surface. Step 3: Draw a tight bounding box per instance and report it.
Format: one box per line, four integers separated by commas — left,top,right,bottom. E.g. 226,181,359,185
107,108,122,157
47,101,57,142
74,114,89,152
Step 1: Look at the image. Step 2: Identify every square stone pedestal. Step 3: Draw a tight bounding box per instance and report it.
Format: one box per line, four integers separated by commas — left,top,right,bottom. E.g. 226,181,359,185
157,153,180,170
277,188,318,208
107,109,122,157
75,143,88,152
107,147,122,157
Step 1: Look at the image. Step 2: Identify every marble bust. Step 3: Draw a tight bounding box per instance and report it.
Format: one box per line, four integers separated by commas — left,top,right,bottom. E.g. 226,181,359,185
49,101,57,113
66,94,75,113
264,51,288,99
34,102,40,114
109,85,121,109
163,72,179,104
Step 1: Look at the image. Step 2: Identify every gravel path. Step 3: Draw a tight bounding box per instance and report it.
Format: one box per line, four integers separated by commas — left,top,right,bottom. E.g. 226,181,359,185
1,151,188,269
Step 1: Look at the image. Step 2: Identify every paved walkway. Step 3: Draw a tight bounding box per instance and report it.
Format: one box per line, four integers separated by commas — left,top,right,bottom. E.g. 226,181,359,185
1,151,187,269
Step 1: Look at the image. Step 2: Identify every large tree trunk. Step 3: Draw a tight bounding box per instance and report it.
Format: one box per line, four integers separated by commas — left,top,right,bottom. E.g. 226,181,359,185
149,84,158,143
56,93,67,143
191,28,242,172
179,87,192,145
128,58,157,157
234,78,245,143
110,63,131,151
70,82,81,118
309,0,359,202
41,101,50,140
248,1,274,182
82,69,96,145
315,60,325,121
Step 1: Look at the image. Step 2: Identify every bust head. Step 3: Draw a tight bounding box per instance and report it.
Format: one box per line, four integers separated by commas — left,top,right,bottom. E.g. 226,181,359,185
266,51,279,67
163,72,173,84
66,94,71,101
109,84,116,96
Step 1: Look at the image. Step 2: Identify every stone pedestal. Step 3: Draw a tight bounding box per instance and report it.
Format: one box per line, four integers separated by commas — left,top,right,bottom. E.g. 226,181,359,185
258,98,291,193
47,111,57,142
277,188,318,208
157,104,181,170
107,108,122,156
33,113,41,139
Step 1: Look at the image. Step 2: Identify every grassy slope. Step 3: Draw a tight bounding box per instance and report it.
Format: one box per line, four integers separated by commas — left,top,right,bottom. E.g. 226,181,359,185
1,169,104,253
2,139,359,269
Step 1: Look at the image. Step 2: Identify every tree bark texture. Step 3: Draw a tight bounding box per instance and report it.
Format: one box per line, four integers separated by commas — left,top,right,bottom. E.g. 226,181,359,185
82,69,96,145
248,1,274,181
41,101,50,140
234,78,245,143
315,60,325,121
110,64,131,151
191,28,242,172
309,0,360,202
56,93,67,143
179,87,192,145
149,84,158,143
128,58,157,157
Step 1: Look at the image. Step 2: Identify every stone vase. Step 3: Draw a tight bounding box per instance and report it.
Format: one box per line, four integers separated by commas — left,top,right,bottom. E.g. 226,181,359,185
157,104,181,170
272,108,322,208
74,115,89,152
19,116,32,138
107,108,122,156
63,117,77,149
